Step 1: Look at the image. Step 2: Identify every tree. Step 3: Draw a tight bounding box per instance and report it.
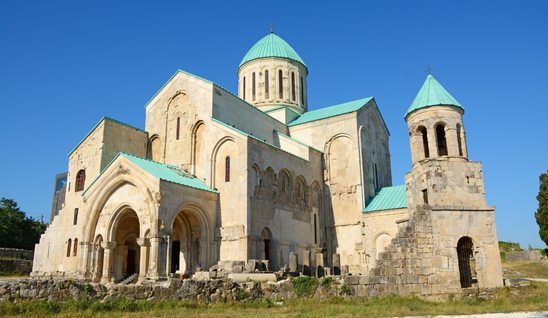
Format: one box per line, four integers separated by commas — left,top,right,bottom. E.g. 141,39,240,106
0,198,47,250
535,172,548,247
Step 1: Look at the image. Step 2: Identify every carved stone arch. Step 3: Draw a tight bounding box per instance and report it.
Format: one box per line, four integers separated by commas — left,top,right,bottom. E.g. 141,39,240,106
251,163,261,193
374,232,392,260
106,204,143,243
190,120,206,176
277,168,293,202
169,202,212,242
210,136,237,188
294,175,308,208
310,181,321,209
324,133,353,184
434,121,448,156
83,172,156,243
147,135,161,161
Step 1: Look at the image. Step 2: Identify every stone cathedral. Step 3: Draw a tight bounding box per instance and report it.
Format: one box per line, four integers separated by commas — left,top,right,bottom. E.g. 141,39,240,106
32,32,503,292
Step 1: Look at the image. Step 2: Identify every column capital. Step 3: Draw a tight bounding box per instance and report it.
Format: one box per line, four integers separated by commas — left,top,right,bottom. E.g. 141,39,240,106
101,241,117,250
136,238,150,247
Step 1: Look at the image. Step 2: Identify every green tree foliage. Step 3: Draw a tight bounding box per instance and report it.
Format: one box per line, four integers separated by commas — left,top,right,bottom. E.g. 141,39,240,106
0,198,47,250
535,172,548,247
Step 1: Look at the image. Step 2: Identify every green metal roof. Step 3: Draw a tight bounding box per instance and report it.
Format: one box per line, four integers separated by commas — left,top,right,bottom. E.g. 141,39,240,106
405,74,464,118
364,185,407,212
239,33,306,69
288,97,373,126
121,153,217,193
83,152,217,195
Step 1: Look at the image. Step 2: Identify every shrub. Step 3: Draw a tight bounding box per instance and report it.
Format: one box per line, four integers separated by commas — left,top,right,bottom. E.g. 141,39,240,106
291,276,318,297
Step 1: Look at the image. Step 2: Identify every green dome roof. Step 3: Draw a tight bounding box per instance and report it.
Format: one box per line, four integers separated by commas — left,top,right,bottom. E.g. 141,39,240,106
239,33,306,69
405,74,464,118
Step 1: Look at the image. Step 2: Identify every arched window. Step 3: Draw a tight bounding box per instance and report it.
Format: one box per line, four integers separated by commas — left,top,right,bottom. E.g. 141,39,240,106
75,170,86,192
147,136,161,161
73,238,78,256
436,124,448,156
278,70,283,99
67,239,72,257
225,156,230,182
300,76,305,105
374,163,379,189
457,237,476,288
73,208,78,225
264,70,269,99
456,124,463,156
243,76,246,100
291,72,296,101
176,117,181,140
418,126,430,158
252,72,256,101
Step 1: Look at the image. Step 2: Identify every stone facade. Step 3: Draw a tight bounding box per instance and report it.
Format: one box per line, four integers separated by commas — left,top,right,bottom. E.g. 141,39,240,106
31,33,503,293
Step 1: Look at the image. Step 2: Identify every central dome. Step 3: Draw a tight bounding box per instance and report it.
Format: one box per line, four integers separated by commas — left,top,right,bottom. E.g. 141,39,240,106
239,33,306,69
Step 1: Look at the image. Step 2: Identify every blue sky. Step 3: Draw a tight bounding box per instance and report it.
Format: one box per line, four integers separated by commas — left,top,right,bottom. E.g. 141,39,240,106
0,1,546,248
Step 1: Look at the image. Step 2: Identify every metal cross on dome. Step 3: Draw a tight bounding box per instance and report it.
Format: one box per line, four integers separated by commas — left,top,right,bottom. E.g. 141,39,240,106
425,66,434,75
269,23,274,33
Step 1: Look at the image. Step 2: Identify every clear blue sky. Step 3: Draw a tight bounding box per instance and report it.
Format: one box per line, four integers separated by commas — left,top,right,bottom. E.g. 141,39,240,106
1,1,546,248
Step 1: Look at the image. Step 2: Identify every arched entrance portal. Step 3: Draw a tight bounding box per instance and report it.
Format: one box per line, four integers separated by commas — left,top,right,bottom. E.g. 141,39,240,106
261,227,273,269
457,237,476,288
171,210,203,276
112,208,140,281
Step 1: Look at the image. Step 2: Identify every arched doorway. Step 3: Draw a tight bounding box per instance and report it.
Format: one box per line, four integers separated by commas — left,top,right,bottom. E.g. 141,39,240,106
171,210,204,276
112,208,140,281
261,227,273,268
457,237,476,288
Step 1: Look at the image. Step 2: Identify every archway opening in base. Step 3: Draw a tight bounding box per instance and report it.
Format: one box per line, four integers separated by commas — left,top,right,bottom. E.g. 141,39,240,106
113,208,140,280
172,210,203,276
457,236,476,288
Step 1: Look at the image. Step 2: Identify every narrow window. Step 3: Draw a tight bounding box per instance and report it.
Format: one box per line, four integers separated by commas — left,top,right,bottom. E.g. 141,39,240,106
176,117,181,140
418,126,430,158
457,124,463,156
75,169,86,192
225,156,230,182
374,163,379,189
422,189,429,204
313,214,318,244
300,76,305,105
252,72,256,101
243,76,246,100
67,239,72,257
73,208,78,225
264,70,269,99
436,124,448,156
73,238,78,256
278,70,283,99
291,72,296,101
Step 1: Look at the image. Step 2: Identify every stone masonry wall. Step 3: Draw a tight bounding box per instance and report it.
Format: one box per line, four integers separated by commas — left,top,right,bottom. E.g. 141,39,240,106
349,205,441,296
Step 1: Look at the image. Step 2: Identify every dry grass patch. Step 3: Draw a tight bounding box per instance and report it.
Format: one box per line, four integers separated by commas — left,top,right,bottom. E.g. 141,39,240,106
1,282,547,318
502,260,548,279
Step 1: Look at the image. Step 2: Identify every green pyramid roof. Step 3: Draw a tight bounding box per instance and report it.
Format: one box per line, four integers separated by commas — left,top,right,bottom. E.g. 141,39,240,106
405,74,464,118
239,33,306,69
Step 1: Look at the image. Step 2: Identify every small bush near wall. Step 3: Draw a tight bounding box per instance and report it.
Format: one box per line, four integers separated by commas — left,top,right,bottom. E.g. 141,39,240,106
291,276,318,297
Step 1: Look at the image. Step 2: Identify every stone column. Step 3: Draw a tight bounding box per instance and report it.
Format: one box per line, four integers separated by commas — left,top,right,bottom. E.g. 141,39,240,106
315,251,325,277
100,241,116,284
79,241,92,279
136,238,149,281
165,235,172,278
148,237,161,280
445,126,458,157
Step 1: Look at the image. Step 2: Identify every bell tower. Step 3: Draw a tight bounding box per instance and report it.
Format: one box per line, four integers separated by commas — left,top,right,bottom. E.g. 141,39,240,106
403,74,503,289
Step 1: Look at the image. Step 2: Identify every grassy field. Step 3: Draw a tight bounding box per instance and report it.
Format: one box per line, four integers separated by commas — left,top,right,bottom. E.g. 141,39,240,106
1,282,547,318
501,260,548,279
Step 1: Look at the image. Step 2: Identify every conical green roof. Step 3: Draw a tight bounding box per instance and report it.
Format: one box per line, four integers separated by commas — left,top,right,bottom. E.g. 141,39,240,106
405,74,464,118
239,33,306,69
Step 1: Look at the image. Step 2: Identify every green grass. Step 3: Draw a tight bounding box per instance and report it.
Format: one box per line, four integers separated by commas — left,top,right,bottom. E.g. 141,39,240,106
502,260,548,279
1,282,547,317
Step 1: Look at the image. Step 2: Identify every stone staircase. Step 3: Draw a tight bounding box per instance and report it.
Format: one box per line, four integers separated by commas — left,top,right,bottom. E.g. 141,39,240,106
119,273,138,285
